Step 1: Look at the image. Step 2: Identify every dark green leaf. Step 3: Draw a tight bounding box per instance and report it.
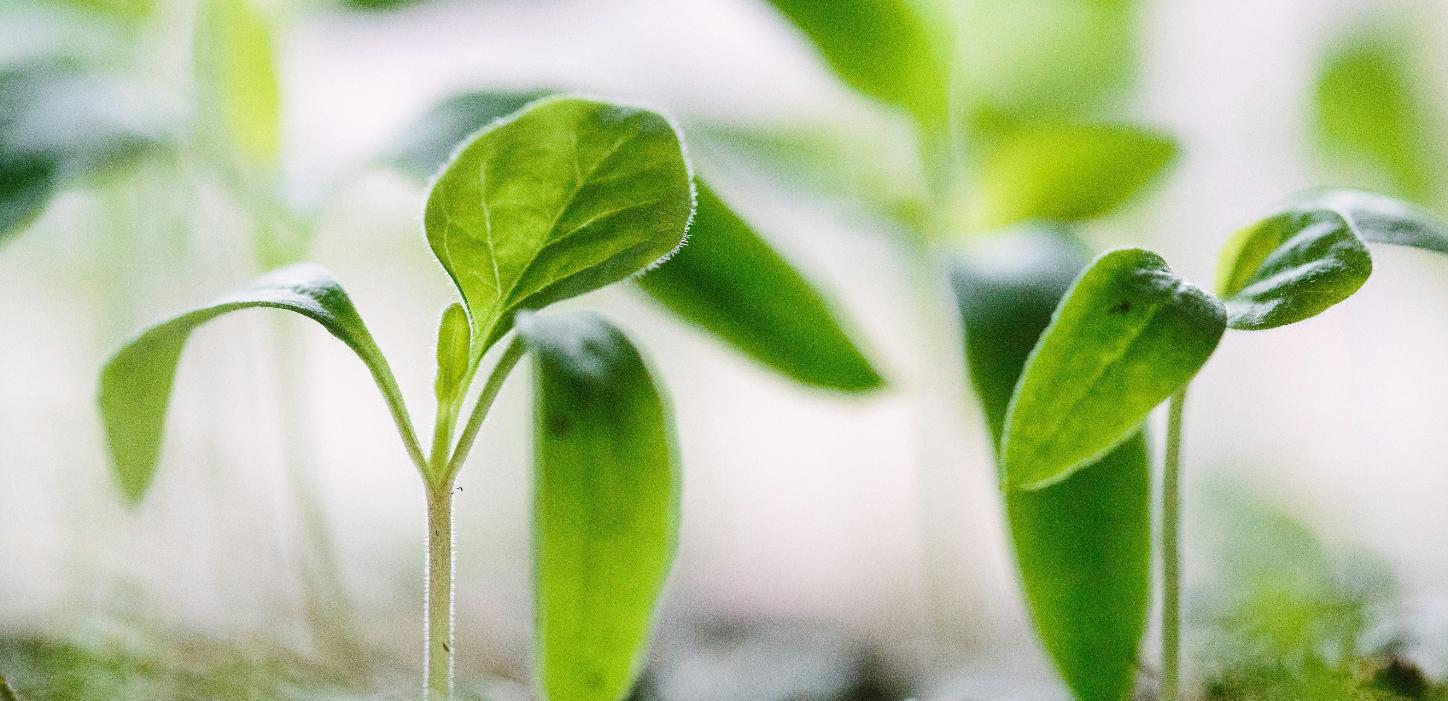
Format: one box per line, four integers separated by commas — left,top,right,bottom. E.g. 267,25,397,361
969,123,1177,229
0,61,165,240
194,0,281,170
1003,248,1224,490
98,264,422,503
388,88,555,177
953,229,1150,701
1307,188,1448,256
1313,30,1443,203
761,0,949,125
520,311,678,701
1216,197,1375,331
638,183,883,392
424,96,693,356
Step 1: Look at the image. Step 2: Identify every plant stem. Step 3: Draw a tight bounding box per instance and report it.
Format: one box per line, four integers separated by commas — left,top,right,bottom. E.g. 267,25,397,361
1161,387,1188,701
423,479,456,700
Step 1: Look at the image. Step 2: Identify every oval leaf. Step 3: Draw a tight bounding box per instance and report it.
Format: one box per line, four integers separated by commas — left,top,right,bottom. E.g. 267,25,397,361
969,123,1177,230
638,182,883,392
519,311,678,701
953,230,1150,701
1215,196,1380,330
1003,248,1225,490
762,0,949,125
424,96,694,356
98,264,421,503
194,0,281,169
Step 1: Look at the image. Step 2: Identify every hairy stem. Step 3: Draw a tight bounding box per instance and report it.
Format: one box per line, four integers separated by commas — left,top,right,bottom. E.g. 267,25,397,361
423,480,456,700
1161,387,1188,701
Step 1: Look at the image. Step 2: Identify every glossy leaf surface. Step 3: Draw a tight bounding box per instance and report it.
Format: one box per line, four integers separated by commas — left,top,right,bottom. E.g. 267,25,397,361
98,264,418,502
424,96,693,356
762,0,948,125
520,312,678,701
638,183,883,392
194,0,281,169
969,123,1176,230
953,229,1150,701
1308,188,1448,255
1003,248,1224,490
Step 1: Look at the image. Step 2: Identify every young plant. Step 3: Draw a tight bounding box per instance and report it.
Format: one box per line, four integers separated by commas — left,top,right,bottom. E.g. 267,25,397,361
999,189,1448,700
98,96,695,701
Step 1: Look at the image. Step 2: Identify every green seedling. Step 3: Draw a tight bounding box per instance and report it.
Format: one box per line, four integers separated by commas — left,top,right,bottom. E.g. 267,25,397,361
1000,189,1448,700
98,96,695,701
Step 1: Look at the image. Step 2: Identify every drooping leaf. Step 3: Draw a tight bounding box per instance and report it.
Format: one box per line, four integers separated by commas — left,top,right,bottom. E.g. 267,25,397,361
0,61,165,241
424,96,693,358
1003,248,1224,490
1313,30,1444,204
519,311,678,701
388,88,555,177
953,229,1150,701
638,183,883,392
968,122,1177,230
194,0,281,170
761,0,949,126
98,264,421,503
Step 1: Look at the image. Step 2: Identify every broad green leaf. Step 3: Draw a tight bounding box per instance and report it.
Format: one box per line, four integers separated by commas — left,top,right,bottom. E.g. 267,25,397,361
194,0,281,170
953,229,1150,701
958,0,1137,126
1,61,164,240
761,0,949,126
98,264,421,503
1003,248,1224,490
1313,31,1443,204
968,123,1177,230
1307,188,1448,256
388,88,554,177
424,96,693,357
638,183,883,392
519,311,678,701
1216,199,1374,331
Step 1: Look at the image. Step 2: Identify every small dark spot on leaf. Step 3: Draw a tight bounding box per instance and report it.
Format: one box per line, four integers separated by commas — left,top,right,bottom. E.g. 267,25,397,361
442,642,450,653
1110,299,1133,314
547,412,572,435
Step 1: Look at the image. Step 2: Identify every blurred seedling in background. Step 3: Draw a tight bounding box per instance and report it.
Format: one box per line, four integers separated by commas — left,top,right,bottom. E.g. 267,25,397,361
98,96,696,701
999,189,1448,700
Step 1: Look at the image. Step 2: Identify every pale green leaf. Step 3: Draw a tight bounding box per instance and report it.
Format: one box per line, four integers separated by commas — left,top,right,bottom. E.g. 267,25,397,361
520,311,678,701
969,122,1177,230
194,0,281,169
952,229,1149,700
424,96,693,357
1314,30,1443,203
1003,248,1224,490
638,182,883,392
98,264,421,503
762,0,949,125
432,302,471,405
388,88,554,177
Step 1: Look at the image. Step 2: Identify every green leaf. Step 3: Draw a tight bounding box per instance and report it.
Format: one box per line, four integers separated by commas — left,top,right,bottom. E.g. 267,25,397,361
761,0,949,125
1003,248,1224,490
424,96,694,357
1,61,165,240
638,182,883,392
194,0,281,170
388,88,555,177
1216,197,1376,331
968,122,1177,230
432,302,471,405
98,264,422,503
1313,30,1443,204
519,311,678,701
1307,188,1448,256
953,229,1150,701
